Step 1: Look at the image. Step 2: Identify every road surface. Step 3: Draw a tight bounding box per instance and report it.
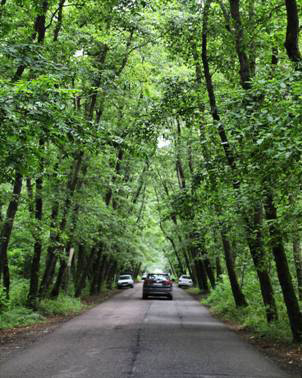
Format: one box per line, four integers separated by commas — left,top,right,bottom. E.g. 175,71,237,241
0,284,292,378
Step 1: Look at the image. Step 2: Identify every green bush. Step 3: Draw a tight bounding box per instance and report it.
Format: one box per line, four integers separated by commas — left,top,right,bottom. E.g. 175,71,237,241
0,307,44,329
0,286,9,312
203,274,292,342
38,295,86,316
9,279,29,308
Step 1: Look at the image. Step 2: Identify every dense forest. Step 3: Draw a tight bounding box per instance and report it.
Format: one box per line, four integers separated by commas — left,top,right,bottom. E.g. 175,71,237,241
0,0,302,343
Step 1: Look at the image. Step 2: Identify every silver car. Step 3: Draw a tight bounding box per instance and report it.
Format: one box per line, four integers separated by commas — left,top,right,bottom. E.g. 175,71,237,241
178,275,193,288
117,274,134,288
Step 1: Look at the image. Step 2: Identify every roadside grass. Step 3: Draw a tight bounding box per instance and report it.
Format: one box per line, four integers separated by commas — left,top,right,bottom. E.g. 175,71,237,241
0,296,86,329
38,296,86,316
0,307,45,329
0,280,120,330
202,274,293,343
0,280,94,329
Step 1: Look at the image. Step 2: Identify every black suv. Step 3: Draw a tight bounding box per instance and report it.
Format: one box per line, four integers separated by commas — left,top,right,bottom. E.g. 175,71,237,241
142,273,173,300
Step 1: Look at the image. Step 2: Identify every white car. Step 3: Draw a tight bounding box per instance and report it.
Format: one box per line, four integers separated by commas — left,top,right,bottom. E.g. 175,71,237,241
117,274,134,288
178,275,193,288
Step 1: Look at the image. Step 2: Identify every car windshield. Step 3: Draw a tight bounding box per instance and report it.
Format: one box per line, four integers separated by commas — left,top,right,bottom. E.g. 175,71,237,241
182,275,191,279
119,275,131,280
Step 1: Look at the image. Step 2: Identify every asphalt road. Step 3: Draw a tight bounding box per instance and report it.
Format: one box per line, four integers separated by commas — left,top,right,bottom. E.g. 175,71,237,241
0,284,292,378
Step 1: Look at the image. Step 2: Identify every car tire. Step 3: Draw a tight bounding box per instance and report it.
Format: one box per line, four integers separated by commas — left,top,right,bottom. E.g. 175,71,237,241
168,295,173,300
142,293,148,299
131,285,134,288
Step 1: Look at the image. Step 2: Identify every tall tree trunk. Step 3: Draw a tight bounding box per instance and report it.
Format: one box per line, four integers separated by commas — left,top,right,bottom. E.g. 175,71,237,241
229,0,278,320
189,237,208,292
292,235,302,300
201,0,276,319
244,205,278,322
38,200,60,298
74,246,97,297
90,249,103,296
53,0,66,41
47,152,84,298
220,225,248,307
74,242,86,292
229,0,251,89
264,192,302,342
284,0,301,62
27,139,45,309
96,255,108,294
0,172,23,297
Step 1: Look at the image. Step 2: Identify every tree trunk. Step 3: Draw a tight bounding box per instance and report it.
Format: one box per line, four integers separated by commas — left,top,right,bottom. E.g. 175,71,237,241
0,172,23,297
204,257,216,289
90,249,103,296
220,226,248,307
229,0,251,89
27,139,44,309
38,200,60,298
244,205,278,322
189,238,208,292
53,0,66,41
292,234,302,300
264,192,302,342
284,0,301,62
96,255,108,293
74,243,86,292
74,246,97,297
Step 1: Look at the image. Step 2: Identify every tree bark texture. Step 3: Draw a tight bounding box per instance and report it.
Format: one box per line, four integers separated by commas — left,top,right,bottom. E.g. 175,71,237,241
292,235,302,300
244,206,278,322
229,0,251,89
96,255,108,293
264,192,302,342
38,200,60,298
220,226,248,307
284,0,301,62
0,172,23,296
75,246,97,297
53,0,66,41
27,139,45,309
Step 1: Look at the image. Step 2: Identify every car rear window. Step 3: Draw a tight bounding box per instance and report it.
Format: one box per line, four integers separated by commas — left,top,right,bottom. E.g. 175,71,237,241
147,274,169,280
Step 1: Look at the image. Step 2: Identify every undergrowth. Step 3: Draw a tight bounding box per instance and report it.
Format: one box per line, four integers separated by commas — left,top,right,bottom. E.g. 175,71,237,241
202,274,293,343
38,295,86,316
0,279,87,329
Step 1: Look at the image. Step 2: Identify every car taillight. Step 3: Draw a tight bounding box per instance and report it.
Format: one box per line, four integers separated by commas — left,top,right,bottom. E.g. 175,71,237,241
144,279,152,286
163,280,172,286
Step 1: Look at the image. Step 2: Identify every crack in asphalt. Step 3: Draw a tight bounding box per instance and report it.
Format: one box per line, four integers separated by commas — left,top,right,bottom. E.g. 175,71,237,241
127,301,151,377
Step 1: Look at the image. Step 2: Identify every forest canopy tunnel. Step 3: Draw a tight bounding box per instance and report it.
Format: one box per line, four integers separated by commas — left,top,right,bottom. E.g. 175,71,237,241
0,0,302,342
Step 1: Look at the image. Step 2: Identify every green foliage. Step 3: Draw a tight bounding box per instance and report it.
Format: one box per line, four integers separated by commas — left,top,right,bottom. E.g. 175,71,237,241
203,275,293,342
38,295,86,316
0,307,44,329
8,279,30,308
0,286,9,312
